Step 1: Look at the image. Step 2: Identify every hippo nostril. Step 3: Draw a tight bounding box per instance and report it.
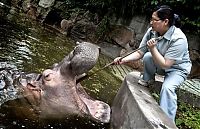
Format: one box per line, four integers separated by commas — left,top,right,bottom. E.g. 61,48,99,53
27,83,36,88
36,74,42,81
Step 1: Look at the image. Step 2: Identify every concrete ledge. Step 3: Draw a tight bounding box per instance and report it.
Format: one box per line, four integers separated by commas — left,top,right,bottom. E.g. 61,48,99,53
111,72,177,129
149,77,200,108
177,79,200,108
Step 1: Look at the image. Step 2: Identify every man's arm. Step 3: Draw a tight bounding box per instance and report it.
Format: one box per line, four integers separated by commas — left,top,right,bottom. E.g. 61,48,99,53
148,39,175,69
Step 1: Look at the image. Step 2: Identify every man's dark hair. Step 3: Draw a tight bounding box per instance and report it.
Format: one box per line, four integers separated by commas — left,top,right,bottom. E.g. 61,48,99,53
154,5,181,28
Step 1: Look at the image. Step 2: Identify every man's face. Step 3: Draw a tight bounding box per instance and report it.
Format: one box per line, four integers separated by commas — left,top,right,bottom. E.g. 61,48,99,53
150,12,165,33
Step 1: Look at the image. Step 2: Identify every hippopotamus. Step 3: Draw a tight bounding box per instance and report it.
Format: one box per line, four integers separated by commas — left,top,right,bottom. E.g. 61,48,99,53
0,42,110,123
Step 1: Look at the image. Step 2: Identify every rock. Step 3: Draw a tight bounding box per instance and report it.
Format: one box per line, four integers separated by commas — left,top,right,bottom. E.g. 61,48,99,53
60,19,74,35
189,49,200,79
111,72,177,129
108,25,137,50
26,5,37,20
38,0,55,8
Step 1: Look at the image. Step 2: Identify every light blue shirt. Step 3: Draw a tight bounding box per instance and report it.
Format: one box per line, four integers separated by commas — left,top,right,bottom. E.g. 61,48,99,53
139,26,192,74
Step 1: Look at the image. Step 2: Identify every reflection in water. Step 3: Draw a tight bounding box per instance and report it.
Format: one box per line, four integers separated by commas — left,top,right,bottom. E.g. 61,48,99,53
0,17,73,72
0,22,29,69
0,12,121,129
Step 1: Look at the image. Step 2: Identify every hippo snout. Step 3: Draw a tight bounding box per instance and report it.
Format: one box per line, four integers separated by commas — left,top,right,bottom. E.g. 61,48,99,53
70,42,100,76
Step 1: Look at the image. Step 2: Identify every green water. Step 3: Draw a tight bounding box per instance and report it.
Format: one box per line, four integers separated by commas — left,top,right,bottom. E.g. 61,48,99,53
0,13,121,129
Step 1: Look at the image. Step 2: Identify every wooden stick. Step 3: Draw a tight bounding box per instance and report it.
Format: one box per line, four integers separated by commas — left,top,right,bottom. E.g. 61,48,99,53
76,36,162,83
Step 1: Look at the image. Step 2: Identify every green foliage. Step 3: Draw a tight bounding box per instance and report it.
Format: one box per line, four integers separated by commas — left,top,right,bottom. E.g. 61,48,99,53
151,91,200,129
176,102,200,129
151,92,160,102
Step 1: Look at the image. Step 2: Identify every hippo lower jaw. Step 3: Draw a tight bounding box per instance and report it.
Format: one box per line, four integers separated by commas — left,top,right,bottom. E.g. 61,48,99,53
80,97,111,123
76,83,110,123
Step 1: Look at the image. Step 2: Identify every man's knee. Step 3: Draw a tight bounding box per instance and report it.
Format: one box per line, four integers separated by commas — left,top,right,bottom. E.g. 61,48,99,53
161,82,177,98
143,52,153,63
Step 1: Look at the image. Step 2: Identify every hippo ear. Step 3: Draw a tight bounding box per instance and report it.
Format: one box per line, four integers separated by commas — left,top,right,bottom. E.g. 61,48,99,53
98,47,101,53
50,63,59,69
76,41,81,45
68,49,76,60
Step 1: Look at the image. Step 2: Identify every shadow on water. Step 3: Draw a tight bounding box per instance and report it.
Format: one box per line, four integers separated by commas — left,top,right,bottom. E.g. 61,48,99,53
0,10,121,129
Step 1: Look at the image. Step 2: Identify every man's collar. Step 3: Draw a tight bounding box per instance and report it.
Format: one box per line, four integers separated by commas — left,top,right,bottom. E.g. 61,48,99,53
163,26,175,40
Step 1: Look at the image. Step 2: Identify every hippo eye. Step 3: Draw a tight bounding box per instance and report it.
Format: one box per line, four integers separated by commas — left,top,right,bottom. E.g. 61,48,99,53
42,69,54,82
43,73,52,81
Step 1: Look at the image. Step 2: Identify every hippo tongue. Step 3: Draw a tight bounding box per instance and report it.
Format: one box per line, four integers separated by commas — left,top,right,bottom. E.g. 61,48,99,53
76,83,111,123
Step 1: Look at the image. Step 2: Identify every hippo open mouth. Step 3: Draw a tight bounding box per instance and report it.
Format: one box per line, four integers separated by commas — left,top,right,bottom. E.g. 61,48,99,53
2,42,111,123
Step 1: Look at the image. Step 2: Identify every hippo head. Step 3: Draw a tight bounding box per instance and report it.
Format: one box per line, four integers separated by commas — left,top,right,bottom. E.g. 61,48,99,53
17,42,110,123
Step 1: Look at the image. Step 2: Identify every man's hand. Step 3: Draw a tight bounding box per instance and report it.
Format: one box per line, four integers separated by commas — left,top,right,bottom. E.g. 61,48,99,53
147,38,175,69
113,57,124,65
147,38,157,49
